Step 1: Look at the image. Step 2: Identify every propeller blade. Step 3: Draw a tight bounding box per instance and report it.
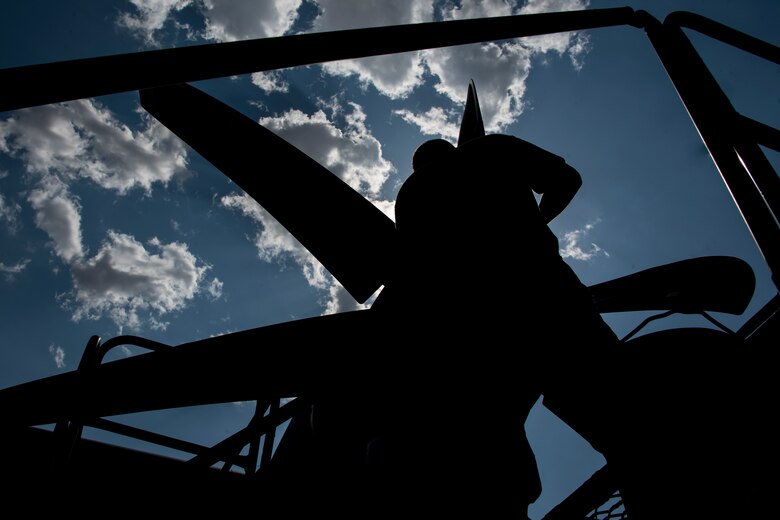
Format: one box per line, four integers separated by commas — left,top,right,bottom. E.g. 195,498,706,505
457,79,486,147
140,84,395,303
0,311,375,426
589,255,755,315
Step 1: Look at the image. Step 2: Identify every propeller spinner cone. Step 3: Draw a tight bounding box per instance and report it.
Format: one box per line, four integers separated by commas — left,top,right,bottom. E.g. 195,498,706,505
457,79,486,147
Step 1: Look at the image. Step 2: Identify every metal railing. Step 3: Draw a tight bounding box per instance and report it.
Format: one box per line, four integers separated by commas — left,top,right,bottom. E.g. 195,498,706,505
52,334,305,479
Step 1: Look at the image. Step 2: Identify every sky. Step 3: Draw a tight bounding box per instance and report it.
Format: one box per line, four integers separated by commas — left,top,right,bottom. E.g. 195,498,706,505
1,0,778,517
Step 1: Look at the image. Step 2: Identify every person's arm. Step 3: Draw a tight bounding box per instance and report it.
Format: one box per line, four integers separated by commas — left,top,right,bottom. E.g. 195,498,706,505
495,135,582,223
537,162,582,224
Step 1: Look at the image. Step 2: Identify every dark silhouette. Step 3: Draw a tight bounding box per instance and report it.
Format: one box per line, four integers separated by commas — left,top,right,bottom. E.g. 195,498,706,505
300,82,621,518
1,8,776,516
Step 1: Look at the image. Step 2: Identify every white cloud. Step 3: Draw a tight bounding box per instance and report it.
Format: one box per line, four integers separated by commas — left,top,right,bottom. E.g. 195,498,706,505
112,0,590,125
117,0,194,45
424,41,532,133
315,0,431,30
316,0,591,129
0,259,30,281
321,51,426,100
565,32,591,70
518,0,591,70
0,99,214,332
393,0,590,137
251,71,290,93
0,193,21,233
0,100,189,195
393,106,461,141
559,221,609,261
259,103,394,197
149,316,170,331
105,0,593,320
48,344,66,369
207,277,224,299
27,176,84,263
66,231,209,332
221,192,328,288
201,0,302,41
313,0,432,99
119,0,303,44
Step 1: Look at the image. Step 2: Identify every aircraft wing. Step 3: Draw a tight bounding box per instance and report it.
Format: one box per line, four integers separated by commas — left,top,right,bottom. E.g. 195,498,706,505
0,311,376,426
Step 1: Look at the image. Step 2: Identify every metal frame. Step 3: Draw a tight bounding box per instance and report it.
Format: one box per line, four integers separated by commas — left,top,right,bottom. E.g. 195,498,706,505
51,334,306,478
1,6,777,518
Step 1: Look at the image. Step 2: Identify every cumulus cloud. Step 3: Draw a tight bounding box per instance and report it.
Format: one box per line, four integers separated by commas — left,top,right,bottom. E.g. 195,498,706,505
400,0,590,137
0,193,21,233
27,176,84,263
66,232,209,332
207,277,224,300
423,41,532,133
0,259,30,281
49,344,66,369
117,0,194,45
0,98,213,331
118,0,302,44
149,316,171,331
393,106,461,141
0,100,189,195
313,0,431,99
105,0,594,319
251,71,290,93
222,192,376,314
237,0,589,135
201,0,302,41
221,192,328,288
114,0,590,125
259,103,394,197
519,0,592,69
559,221,609,261
1,98,189,275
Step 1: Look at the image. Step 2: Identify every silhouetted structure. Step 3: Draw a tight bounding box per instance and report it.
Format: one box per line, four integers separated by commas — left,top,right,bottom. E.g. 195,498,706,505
361,89,619,516
0,6,777,518
275,82,621,517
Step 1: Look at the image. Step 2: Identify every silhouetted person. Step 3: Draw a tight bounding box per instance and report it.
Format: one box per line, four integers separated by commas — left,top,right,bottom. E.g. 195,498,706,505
361,134,620,517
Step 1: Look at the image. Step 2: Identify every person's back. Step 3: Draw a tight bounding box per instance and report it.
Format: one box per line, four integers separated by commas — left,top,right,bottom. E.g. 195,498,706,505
306,133,619,517
364,134,618,517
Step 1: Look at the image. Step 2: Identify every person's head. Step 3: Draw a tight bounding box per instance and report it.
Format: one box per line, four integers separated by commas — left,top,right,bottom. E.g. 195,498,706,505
412,139,455,172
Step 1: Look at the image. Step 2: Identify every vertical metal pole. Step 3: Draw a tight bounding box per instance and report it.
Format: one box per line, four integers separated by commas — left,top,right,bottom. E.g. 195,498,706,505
260,399,280,470
51,335,101,471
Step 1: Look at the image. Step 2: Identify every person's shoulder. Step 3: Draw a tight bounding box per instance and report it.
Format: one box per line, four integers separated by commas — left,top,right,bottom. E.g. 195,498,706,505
456,134,516,155
466,134,565,162
466,133,518,146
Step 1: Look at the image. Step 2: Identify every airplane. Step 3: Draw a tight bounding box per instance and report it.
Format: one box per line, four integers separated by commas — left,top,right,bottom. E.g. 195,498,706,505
0,6,777,518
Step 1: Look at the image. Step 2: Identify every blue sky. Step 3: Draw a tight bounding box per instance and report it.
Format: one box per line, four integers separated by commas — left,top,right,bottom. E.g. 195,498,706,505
0,0,777,517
